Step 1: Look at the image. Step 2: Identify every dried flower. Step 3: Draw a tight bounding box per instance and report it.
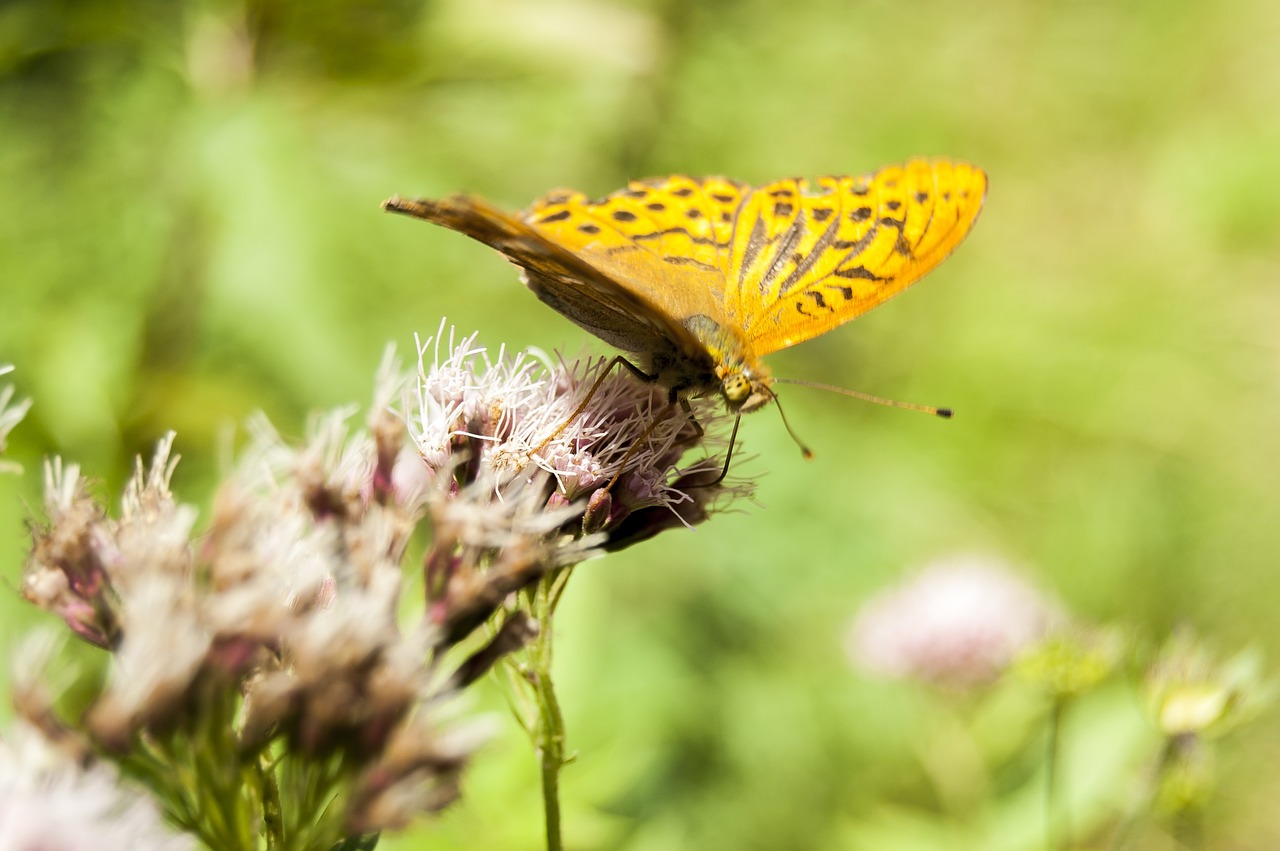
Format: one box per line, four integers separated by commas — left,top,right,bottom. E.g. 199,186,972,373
848,554,1060,687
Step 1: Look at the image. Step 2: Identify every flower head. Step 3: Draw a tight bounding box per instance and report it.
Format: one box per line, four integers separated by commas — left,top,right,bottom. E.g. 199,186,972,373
408,322,750,551
848,554,1061,688
1145,628,1268,740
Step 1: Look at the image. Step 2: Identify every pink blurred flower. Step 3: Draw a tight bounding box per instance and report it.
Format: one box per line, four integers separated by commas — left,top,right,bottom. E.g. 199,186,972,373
848,554,1060,687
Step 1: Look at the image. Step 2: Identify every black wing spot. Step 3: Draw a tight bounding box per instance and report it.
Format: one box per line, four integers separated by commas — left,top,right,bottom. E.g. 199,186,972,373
943,191,952,201
812,207,834,222
790,252,804,264
646,201,666,212
539,210,571,223
774,202,794,217
895,235,913,257
686,208,703,219
879,216,905,229
623,188,648,199
663,255,719,272
836,285,853,300
769,188,794,198
633,226,728,247
850,206,873,222
578,223,601,234
613,210,638,222
712,193,736,203
886,200,902,211
721,211,732,222
834,265,882,280
804,290,829,310
671,187,695,197
914,191,929,203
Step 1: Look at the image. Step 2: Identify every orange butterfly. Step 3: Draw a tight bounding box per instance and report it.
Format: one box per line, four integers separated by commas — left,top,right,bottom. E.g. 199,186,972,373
384,159,986,422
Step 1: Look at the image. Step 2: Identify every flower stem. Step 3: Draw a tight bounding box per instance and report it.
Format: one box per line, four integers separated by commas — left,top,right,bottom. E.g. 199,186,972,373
528,570,572,851
1045,695,1069,851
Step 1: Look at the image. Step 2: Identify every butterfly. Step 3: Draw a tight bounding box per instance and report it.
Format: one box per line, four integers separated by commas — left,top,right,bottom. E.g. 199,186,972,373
383,158,986,423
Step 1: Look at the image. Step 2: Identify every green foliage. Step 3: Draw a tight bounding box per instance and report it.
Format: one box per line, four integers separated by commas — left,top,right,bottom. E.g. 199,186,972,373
4,0,1280,848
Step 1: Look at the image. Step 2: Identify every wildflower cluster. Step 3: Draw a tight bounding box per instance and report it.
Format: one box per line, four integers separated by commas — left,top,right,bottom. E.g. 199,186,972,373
16,329,748,850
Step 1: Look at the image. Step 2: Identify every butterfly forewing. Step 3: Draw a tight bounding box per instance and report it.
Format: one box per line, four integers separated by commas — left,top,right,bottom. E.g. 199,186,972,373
730,159,987,355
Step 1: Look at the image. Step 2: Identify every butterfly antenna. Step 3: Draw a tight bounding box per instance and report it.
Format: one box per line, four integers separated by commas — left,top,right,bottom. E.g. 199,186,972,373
774,378,953,419
762,387,814,460
686,413,741,489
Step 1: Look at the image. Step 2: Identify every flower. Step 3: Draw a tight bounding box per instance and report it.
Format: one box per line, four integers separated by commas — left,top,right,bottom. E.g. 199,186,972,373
19,326,752,844
407,321,751,552
0,722,194,851
0,364,31,474
847,554,1060,687
1145,629,1267,740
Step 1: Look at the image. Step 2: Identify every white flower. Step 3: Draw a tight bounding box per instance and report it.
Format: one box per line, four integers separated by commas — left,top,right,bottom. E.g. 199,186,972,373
407,325,750,539
0,364,32,475
848,554,1060,687
0,724,195,851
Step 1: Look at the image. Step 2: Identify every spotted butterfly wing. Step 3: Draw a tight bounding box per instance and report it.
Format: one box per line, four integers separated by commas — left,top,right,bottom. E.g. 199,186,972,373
379,193,711,370
724,160,988,353
383,158,986,408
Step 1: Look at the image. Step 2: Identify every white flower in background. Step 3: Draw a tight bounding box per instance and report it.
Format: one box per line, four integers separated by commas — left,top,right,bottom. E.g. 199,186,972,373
0,723,194,851
0,364,32,474
848,554,1060,687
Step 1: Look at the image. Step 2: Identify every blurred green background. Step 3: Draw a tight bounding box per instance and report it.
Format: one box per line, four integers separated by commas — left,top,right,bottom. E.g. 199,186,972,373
3,0,1280,848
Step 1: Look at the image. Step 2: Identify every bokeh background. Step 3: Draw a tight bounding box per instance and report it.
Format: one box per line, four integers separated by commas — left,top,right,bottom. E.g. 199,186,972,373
3,0,1280,848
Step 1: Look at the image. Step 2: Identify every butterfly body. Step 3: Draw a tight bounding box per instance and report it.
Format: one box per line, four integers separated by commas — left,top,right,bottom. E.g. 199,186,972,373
385,159,986,416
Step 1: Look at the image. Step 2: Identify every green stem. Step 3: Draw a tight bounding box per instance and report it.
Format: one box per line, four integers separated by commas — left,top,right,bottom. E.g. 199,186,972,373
1045,696,1068,851
528,571,570,851
259,751,284,850
538,679,566,851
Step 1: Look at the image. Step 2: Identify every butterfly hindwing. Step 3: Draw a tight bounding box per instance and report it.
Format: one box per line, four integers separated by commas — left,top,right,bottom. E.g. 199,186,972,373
382,194,706,361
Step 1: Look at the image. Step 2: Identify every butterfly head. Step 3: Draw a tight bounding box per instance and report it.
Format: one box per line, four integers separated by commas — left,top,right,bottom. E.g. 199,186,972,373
718,363,773,414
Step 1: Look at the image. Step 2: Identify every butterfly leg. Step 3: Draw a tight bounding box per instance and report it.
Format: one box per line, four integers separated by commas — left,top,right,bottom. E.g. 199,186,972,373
533,355,658,456
603,401,679,494
678,396,705,439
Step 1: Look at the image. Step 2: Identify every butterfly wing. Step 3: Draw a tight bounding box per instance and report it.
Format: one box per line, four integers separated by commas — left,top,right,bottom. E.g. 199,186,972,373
382,194,709,363
521,176,749,330
723,159,987,355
